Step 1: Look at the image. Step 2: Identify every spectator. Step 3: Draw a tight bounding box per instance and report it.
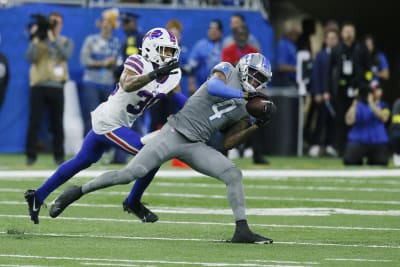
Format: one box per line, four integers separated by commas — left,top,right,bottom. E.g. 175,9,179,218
308,28,339,157
221,25,258,65
389,99,400,166
329,21,369,156
184,19,223,95
343,84,390,166
363,34,390,86
222,13,260,50
80,8,122,136
274,19,300,86
25,12,73,166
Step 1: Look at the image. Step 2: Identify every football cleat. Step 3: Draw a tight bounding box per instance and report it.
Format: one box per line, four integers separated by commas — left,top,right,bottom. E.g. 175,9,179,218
24,189,42,224
49,185,83,218
122,199,159,223
231,227,273,244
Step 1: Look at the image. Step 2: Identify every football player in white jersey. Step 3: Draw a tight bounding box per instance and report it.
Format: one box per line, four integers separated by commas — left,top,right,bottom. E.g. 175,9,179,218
24,27,186,224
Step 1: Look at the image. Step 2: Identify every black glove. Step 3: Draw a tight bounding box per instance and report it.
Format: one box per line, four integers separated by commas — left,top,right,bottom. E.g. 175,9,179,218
148,59,179,80
255,101,277,126
244,91,269,101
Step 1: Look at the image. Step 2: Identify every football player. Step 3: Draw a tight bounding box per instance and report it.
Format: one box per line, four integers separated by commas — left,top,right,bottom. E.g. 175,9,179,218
24,27,187,224
50,53,276,244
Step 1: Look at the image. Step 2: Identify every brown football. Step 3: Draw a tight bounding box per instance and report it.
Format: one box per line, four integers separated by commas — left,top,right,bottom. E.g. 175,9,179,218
245,97,266,118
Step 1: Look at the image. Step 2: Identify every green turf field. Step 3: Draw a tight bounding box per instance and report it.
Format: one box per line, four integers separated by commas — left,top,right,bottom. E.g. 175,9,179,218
1,154,399,266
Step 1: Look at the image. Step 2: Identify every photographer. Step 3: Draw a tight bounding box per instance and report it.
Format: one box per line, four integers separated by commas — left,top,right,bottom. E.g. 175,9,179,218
25,12,73,166
343,83,390,165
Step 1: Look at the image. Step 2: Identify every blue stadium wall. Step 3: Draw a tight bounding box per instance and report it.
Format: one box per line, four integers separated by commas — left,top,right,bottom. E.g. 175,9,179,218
0,3,274,153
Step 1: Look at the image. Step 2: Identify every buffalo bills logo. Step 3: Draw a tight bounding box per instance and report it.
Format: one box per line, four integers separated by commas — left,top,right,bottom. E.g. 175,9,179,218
167,30,177,45
144,29,163,40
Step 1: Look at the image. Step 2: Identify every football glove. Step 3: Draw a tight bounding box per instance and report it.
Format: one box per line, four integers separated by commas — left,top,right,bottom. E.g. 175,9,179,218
244,91,269,101
148,59,179,80
255,101,277,126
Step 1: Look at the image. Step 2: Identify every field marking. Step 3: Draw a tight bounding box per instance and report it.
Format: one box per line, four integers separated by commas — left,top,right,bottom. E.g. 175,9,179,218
0,254,317,267
2,169,400,179
2,214,400,231
0,265,54,267
2,232,400,249
325,258,393,262
0,254,300,267
2,201,400,216
3,181,400,193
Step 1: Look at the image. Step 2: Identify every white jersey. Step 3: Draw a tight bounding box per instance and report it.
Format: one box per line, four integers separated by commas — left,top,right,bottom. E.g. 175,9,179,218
91,54,181,134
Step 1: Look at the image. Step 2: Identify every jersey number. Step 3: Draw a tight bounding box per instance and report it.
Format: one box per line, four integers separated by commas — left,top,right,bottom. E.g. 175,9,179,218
127,90,158,115
209,100,237,121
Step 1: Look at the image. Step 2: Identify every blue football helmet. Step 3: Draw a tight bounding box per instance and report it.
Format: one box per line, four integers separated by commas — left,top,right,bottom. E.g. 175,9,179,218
236,53,272,92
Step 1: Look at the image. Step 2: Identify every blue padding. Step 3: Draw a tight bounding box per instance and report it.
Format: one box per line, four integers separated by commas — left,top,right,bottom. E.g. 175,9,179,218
0,3,274,152
208,77,243,99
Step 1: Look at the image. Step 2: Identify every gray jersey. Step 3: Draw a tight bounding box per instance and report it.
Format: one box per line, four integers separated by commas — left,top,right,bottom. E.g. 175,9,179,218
168,62,249,142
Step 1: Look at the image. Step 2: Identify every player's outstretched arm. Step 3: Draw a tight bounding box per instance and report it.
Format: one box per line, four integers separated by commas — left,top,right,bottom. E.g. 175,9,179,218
121,59,180,92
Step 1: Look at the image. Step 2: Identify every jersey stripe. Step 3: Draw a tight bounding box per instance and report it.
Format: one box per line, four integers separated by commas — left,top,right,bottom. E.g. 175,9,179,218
105,132,139,154
124,60,143,74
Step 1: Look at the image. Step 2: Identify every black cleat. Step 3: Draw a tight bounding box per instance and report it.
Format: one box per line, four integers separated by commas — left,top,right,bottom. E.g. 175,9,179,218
24,189,42,224
49,185,83,218
122,199,158,223
231,220,273,244
231,229,273,244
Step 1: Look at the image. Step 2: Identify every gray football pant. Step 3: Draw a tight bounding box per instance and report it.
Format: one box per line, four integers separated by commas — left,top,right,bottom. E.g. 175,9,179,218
82,123,246,221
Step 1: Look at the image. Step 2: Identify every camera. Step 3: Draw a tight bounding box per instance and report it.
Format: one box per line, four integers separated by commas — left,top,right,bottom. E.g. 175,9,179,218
27,14,57,41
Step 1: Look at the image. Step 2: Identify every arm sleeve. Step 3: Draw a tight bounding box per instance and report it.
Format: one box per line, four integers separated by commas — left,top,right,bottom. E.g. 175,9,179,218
80,36,94,67
26,42,39,62
171,91,188,110
207,77,244,99
53,37,74,60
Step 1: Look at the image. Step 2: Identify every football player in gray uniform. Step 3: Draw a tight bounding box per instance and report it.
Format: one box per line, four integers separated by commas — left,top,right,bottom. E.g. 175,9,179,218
51,53,276,244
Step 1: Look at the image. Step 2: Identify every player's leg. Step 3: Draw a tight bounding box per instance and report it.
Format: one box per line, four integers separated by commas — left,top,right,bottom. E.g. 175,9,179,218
50,124,177,218
179,143,273,244
25,130,108,224
123,167,160,223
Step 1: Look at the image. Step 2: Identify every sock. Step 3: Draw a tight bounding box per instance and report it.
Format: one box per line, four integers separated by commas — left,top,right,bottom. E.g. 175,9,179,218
125,167,159,206
36,158,91,203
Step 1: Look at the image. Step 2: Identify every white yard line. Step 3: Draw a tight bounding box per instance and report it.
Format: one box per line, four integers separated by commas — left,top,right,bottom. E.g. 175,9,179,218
1,232,399,249
325,258,393,262
2,201,400,216
3,200,400,216
2,213,400,231
2,184,399,193
0,254,311,267
2,169,400,179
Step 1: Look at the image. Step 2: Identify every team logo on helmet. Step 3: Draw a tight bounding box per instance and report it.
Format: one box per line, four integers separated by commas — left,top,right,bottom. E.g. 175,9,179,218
144,29,163,40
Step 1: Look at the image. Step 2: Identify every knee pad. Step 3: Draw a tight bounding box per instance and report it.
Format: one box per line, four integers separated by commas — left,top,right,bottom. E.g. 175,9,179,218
120,164,149,181
219,166,243,185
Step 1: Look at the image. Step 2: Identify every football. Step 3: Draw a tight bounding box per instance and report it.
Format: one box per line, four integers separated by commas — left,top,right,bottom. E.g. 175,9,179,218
246,97,267,118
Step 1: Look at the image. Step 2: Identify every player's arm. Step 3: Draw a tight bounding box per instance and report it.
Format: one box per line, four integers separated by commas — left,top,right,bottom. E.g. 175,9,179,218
207,71,245,99
223,120,259,150
120,68,153,92
121,58,180,92
207,70,266,100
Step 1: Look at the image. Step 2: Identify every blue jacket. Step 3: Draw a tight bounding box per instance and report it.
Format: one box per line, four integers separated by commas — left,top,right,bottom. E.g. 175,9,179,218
348,100,389,144
311,47,330,95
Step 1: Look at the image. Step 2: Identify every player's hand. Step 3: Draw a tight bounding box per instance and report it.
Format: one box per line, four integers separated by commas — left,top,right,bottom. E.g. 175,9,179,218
243,91,269,101
255,101,277,126
149,59,179,80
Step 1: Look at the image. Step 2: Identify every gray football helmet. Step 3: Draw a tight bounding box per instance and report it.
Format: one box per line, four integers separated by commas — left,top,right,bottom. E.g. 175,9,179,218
236,53,272,92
